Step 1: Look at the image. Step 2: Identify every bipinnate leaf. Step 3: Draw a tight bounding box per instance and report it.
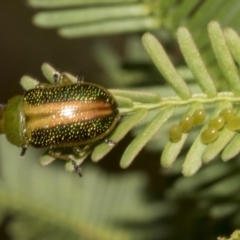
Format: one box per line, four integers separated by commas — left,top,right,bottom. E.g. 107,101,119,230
142,32,191,100
177,27,217,97
18,21,240,177
120,107,174,168
208,21,240,96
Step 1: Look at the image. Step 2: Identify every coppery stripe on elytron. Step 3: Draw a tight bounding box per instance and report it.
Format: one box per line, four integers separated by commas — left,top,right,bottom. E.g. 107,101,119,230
24,101,115,136
23,100,113,116
26,110,115,138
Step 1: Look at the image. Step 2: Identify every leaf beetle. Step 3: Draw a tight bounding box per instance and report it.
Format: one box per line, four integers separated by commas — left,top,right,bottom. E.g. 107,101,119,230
0,72,120,176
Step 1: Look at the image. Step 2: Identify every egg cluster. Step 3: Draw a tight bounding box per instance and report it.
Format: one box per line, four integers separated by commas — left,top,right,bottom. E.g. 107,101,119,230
169,107,240,145
169,109,206,143
201,107,234,144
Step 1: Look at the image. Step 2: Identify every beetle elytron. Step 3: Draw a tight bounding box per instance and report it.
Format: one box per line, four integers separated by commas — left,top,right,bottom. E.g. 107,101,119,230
0,72,120,176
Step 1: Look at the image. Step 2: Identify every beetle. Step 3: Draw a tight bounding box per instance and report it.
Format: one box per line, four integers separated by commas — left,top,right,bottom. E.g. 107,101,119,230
0,72,120,176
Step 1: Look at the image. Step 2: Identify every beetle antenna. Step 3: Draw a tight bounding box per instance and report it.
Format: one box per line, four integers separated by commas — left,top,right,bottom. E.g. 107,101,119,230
53,72,60,84
20,145,28,157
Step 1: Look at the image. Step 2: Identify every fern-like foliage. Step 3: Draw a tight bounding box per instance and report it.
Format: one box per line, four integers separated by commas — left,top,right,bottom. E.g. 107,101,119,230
132,22,240,177
19,22,240,177
28,0,160,38
28,0,240,41
27,0,240,90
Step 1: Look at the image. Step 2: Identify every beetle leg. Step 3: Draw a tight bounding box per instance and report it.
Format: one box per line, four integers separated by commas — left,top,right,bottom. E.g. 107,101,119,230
77,75,84,83
69,156,82,177
47,149,86,177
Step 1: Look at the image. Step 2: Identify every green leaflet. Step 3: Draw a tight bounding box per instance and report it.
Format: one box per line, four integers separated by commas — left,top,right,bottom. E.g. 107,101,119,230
120,107,174,168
